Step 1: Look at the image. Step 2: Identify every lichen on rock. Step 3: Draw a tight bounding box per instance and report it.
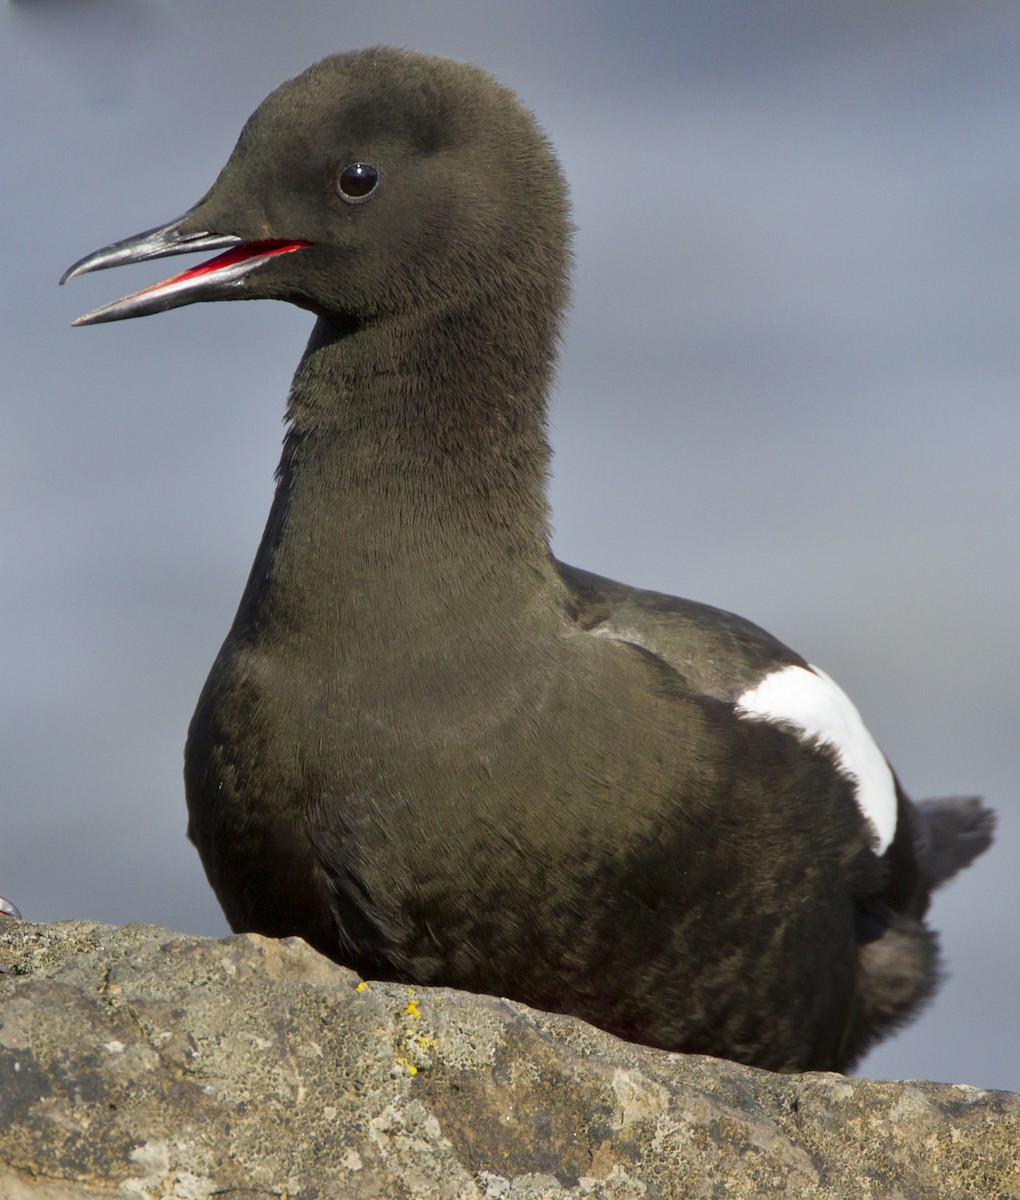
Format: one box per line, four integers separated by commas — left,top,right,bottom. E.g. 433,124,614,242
1,921,1016,1199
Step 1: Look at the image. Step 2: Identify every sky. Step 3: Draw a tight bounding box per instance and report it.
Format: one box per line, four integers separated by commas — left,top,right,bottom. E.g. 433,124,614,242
3,0,1018,1090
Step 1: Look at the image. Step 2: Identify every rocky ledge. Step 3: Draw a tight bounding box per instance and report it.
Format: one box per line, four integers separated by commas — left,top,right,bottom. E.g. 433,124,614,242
0,921,1015,1199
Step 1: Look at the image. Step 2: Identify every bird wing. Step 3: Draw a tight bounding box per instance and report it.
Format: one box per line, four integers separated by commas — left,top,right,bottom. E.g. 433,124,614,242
555,559,806,703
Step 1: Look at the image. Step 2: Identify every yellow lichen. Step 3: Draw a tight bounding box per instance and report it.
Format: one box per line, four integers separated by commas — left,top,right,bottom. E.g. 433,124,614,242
402,989,421,1019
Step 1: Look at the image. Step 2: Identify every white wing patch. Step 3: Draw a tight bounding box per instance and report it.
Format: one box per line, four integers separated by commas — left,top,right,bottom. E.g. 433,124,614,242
735,663,896,853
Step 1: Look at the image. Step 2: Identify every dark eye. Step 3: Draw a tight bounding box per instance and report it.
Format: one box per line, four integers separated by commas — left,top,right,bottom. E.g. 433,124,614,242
337,162,380,204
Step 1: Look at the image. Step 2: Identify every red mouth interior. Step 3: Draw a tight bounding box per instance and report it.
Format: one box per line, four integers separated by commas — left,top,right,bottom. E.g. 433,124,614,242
152,239,312,293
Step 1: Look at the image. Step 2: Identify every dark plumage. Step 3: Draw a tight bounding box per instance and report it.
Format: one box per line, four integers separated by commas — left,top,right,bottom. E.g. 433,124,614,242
62,48,994,1072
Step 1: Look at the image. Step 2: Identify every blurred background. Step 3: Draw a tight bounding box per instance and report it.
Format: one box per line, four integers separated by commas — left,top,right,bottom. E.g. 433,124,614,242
3,0,1017,1089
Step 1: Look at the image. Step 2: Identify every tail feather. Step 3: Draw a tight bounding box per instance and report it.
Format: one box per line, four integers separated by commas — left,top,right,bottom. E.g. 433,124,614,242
844,794,994,1070
913,795,996,893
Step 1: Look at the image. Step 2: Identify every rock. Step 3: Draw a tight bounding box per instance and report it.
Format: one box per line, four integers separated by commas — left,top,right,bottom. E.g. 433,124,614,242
0,922,1015,1199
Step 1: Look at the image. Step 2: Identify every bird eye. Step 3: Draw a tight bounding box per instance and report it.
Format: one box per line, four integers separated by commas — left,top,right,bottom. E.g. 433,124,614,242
337,162,380,204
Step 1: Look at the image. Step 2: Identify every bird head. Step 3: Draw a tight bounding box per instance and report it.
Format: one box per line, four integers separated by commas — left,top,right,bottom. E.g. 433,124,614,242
62,48,571,330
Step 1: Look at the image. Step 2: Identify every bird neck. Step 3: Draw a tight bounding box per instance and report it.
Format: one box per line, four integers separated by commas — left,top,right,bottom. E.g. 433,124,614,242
232,313,561,650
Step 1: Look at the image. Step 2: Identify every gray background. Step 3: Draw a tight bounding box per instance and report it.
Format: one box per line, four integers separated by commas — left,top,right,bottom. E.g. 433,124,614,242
4,0,1017,1089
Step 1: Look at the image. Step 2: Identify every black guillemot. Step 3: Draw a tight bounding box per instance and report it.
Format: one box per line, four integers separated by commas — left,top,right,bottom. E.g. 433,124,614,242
62,48,994,1072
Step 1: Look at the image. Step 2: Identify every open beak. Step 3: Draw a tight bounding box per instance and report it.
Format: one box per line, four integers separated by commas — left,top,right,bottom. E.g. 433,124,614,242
61,215,311,326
